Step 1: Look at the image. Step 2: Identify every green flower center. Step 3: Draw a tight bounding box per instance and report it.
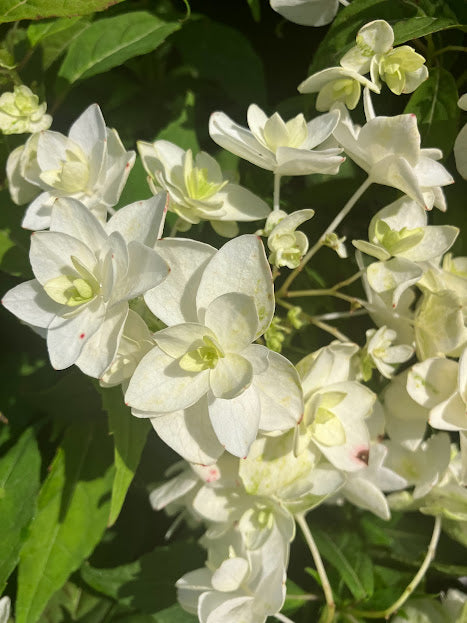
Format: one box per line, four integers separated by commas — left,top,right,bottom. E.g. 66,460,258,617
375,220,424,256
44,275,96,307
178,335,225,372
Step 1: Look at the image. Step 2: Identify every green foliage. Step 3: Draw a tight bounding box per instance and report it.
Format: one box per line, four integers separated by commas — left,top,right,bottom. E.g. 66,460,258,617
0,0,127,23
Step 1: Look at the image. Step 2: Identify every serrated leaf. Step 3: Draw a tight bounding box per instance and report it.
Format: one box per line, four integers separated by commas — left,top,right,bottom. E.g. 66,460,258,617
0,0,126,23
393,16,460,44
404,66,459,156
100,385,150,527
172,17,266,105
15,419,114,623
312,529,368,601
0,427,41,593
58,11,180,84
81,541,204,614
157,91,200,153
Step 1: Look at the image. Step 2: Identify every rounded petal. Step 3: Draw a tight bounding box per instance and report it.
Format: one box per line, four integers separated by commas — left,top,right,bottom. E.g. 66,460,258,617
106,193,167,247
205,292,258,352
2,279,59,328
210,353,253,400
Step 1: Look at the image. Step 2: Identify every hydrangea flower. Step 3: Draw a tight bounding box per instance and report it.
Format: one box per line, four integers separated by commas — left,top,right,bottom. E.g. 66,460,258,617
2,195,168,377
0,85,52,134
7,104,135,230
257,208,314,268
138,140,270,237
209,105,344,176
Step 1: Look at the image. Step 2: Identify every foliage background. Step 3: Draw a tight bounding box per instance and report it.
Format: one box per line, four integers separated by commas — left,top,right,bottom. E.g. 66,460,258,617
0,0,466,621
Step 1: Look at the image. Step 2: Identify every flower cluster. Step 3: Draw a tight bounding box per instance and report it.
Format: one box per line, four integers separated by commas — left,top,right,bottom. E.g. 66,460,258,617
2,16,467,621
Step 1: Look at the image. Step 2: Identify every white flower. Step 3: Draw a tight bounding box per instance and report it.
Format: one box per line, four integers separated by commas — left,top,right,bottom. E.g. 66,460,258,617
340,20,428,95
0,597,10,623
0,85,52,135
454,93,467,180
7,104,136,230
258,208,314,268
360,325,413,381
138,140,270,237
209,104,344,176
333,108,454,208
126,235,303,458
270,0,339,27
2,195,168,377
298,66,380,111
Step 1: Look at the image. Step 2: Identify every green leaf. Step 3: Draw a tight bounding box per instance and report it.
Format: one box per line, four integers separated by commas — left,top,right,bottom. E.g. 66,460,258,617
0,0,127,23
404,66,459,155
283,578,309,615
0,427,41,593
16,418,114,623
100,385,150,527
172,17,266,105
157,91,200,153
0,190,32,278
246,0,261,22
442,518,467,547
30,17,92,70
393,16,460,44
81,541,204,614
312,529,368,601
27,17,84,46
40,581,113,623
58,11,180,84
154,604,197,623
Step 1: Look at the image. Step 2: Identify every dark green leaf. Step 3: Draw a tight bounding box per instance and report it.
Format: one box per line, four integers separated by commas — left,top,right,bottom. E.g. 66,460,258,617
100,385,150,527
59,12,181,84
246,0,261,22
81,541,204,614
0,427,41,593
442,519,467,547
40,581,112,623
157,91,200,153
27,17,84,46
32,18,92,70
393,16,460,44
16,419,114,623
312,529,368,601
0,0,127,23
0,191,32,278
283,578,309,615
154,604,197,623
172,17,266,106
404,66,459,155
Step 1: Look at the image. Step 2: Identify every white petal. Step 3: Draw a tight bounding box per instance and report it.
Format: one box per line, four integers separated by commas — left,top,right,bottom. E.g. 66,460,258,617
200,593,256,623
344,478,391,520
275,146,344,176
360,114,420,168
6,145,40,205
205,292,258,352
216,184,270,221
208,385,261,457
2,279,60,328
407,358,458,408
210,353,253,399
304,110,340,149
122,241,169,301
99,128,136,207
144,238,215,325
430,392,467,431
196,235,274,339
30,231,96,285
270,0,339,26
149,469,198,511
36,130,68,171
211,558,249,592
50,197,107,250
21,192,54,230
125,346,210,412
69,104,106,165
155,323,213,358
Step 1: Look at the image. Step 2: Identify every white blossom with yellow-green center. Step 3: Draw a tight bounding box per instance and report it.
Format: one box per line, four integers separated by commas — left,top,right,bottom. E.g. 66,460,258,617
0,85,52,135
257,208,315,268
7,104,135,230
126,235,303,458
2,195,169,378
138,139,270,237
209,104,344,176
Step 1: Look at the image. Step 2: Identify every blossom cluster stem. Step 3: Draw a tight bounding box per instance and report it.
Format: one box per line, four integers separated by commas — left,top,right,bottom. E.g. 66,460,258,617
295,513,336,623
274,173,282,211
350,516,442,620
277,177,372,297
275,613,296,623
276,299,351,341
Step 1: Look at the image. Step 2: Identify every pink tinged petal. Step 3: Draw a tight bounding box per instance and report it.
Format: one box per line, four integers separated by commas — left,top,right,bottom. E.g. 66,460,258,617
150,397,223,465
156,323,214,358
122,241,169,301
304,110,340,149
205,292,258,352
414,156,454,187
208,385,260,457
36,130,68,171
144,238,215,325
47,297,105,370
99,128,136,206
30,231,96,285
210,353,253,400
359,115,420,167
252,349,303,431
21,192,55,230
2,279,59,328
125,346,210,412
196,235,274,339
75,301,128,378
106,193,167,246
200,593,256,623
50,197,107,250
211,558,249,592
275,146,344,176
209,111,276,171
216,184,270,221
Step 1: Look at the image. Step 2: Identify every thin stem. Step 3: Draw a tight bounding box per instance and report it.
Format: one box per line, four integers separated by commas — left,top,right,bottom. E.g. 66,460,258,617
276,299,352,341
169,217,181,237
296,513,335,623
275,613,296,623
350,516,442,620
277,177,371,296
107,206,116,216
273,173,282,211
287,593,319,601
286,289,359,305
432,45,467,58
363,87,376,122
313,308,368,321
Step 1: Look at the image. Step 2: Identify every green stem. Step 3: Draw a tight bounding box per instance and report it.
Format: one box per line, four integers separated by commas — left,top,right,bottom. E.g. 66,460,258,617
277,178,371,297
350,516,442,620
273,173,282,211
432,45,467,57
296,513,336,623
